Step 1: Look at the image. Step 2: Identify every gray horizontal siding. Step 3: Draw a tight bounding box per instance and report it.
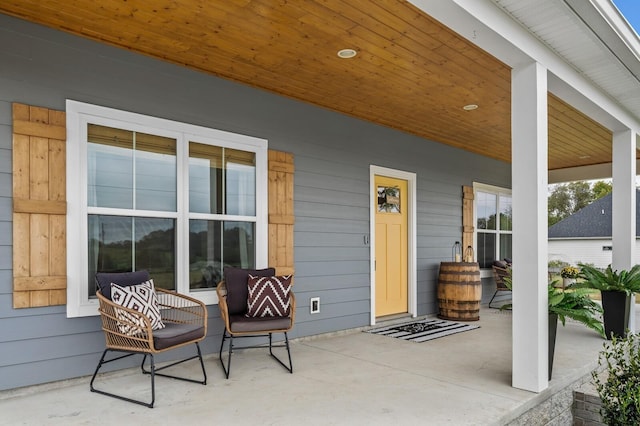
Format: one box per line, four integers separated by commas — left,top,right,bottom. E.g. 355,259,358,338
0,103,11,127
0,340,214,389
0,13,510,390
295,217,370,234
0,170,10,198
0,246,10,270
0,222,10,245
0,197,10,221
295,231,367,248
0,270,11,295
0,296,65,319
295,260,371,277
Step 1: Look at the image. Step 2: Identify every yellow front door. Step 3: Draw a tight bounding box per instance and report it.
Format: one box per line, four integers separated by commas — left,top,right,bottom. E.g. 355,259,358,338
375,175,408,317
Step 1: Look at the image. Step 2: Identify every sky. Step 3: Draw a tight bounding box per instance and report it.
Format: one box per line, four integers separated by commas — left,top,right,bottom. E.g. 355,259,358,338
611,0,640,35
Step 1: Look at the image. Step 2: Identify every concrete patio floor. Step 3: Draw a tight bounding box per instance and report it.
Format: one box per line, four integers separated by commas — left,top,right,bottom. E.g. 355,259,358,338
1,305,632,426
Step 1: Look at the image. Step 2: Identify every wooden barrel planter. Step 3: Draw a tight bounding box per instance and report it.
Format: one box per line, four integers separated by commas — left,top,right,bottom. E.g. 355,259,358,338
437,262,481,321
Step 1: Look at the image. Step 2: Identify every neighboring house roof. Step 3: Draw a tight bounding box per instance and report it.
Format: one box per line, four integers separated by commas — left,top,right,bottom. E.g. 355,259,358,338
548,189,640,238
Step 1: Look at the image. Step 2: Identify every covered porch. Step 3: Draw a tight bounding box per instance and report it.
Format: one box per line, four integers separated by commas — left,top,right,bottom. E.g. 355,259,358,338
0,0,639,403
2,305,629,425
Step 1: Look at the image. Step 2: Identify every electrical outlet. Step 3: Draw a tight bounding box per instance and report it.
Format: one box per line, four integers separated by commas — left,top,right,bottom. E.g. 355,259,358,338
310,297,320,314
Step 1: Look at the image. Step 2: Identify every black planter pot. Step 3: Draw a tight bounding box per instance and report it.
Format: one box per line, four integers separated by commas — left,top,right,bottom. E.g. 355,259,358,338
601,290,631,340
549,313,558,381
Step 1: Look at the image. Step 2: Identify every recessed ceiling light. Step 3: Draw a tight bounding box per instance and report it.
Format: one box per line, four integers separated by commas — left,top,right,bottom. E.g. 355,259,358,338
463,104,479,111
337,49,357,59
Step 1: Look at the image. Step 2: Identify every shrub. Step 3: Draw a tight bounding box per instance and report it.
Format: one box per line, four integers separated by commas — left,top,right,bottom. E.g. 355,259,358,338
592,332,640,425
548,260,569,269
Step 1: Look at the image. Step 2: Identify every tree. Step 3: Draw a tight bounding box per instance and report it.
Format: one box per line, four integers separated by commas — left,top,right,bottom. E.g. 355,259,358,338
548,184,572,226
548,180,612,226
592,180,613,199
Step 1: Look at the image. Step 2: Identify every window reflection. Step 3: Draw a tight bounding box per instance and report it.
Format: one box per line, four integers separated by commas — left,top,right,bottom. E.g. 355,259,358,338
189,143,223,214
500,234,512,261
477,192,497,230
499,195,512,231
87,124,176,211
189,143,255,215
88,215,176,296
189,220,255,290
476,232,496,269
225,149,256,216
476,188,512,268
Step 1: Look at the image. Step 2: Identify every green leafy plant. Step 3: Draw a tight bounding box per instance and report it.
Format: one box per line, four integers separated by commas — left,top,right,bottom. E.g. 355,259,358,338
592,332,640,425
576,264,640,295
547,284,604,337
501,276,604,337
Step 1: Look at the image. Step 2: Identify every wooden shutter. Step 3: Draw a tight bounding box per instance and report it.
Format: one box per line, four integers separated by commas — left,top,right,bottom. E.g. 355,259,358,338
12,103,67,308
268,150,294,276
462,185,475,256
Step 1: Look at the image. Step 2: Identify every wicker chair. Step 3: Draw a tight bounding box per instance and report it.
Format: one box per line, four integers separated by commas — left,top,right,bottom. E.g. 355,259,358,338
489,264,512,308
90,271,207,408
216,267,295,379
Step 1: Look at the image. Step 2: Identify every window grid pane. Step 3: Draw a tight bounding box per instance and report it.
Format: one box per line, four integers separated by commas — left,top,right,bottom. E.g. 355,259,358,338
189,219,255,291
88,215,176,296
477,192,497,230
499,195,512,231
224,148,256,216
476,232,496,269
134,131,177,212
500,233,513,261
87,125,134,209
475,188,511,267
189,142,223,214
87,124,177,211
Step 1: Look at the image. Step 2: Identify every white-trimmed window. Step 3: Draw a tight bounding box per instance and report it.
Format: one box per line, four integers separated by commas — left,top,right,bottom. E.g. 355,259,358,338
66,101,268,317
474,183,512,269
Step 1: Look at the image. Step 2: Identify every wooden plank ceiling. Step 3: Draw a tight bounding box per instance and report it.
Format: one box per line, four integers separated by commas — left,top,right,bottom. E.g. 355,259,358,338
0,0,619,170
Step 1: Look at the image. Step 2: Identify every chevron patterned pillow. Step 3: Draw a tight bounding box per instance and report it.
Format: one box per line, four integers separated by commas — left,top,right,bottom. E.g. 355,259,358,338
246,275,292,318
111,279,165,336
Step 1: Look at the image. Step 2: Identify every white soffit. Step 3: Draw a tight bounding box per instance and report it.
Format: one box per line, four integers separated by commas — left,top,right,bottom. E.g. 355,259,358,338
492,0,640,126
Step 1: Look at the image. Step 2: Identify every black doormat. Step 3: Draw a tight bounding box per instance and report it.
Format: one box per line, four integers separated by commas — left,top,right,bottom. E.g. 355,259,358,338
366,318,480,343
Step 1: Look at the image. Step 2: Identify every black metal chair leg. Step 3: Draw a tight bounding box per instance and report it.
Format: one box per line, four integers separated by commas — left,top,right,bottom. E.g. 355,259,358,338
149,354,156,408
89,349,109,392
219,328,233,379
89,349,155,408
489,290,512,309
141,344,207,385
195,342,208,385
488,290,499,308
269,332,293,373
91,343,206,408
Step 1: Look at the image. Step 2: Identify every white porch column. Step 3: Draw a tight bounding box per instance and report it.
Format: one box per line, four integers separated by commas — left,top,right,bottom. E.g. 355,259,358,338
511,62,548,392
612,129,636,332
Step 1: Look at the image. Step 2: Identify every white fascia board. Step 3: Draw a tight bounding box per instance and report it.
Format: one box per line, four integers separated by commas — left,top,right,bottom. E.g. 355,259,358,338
589,0,640,66
409,0,640,133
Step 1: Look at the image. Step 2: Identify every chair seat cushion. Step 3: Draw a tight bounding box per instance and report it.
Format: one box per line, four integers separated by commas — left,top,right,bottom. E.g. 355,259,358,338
229,314,291,333
223,267,275,316
153,323,205,350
